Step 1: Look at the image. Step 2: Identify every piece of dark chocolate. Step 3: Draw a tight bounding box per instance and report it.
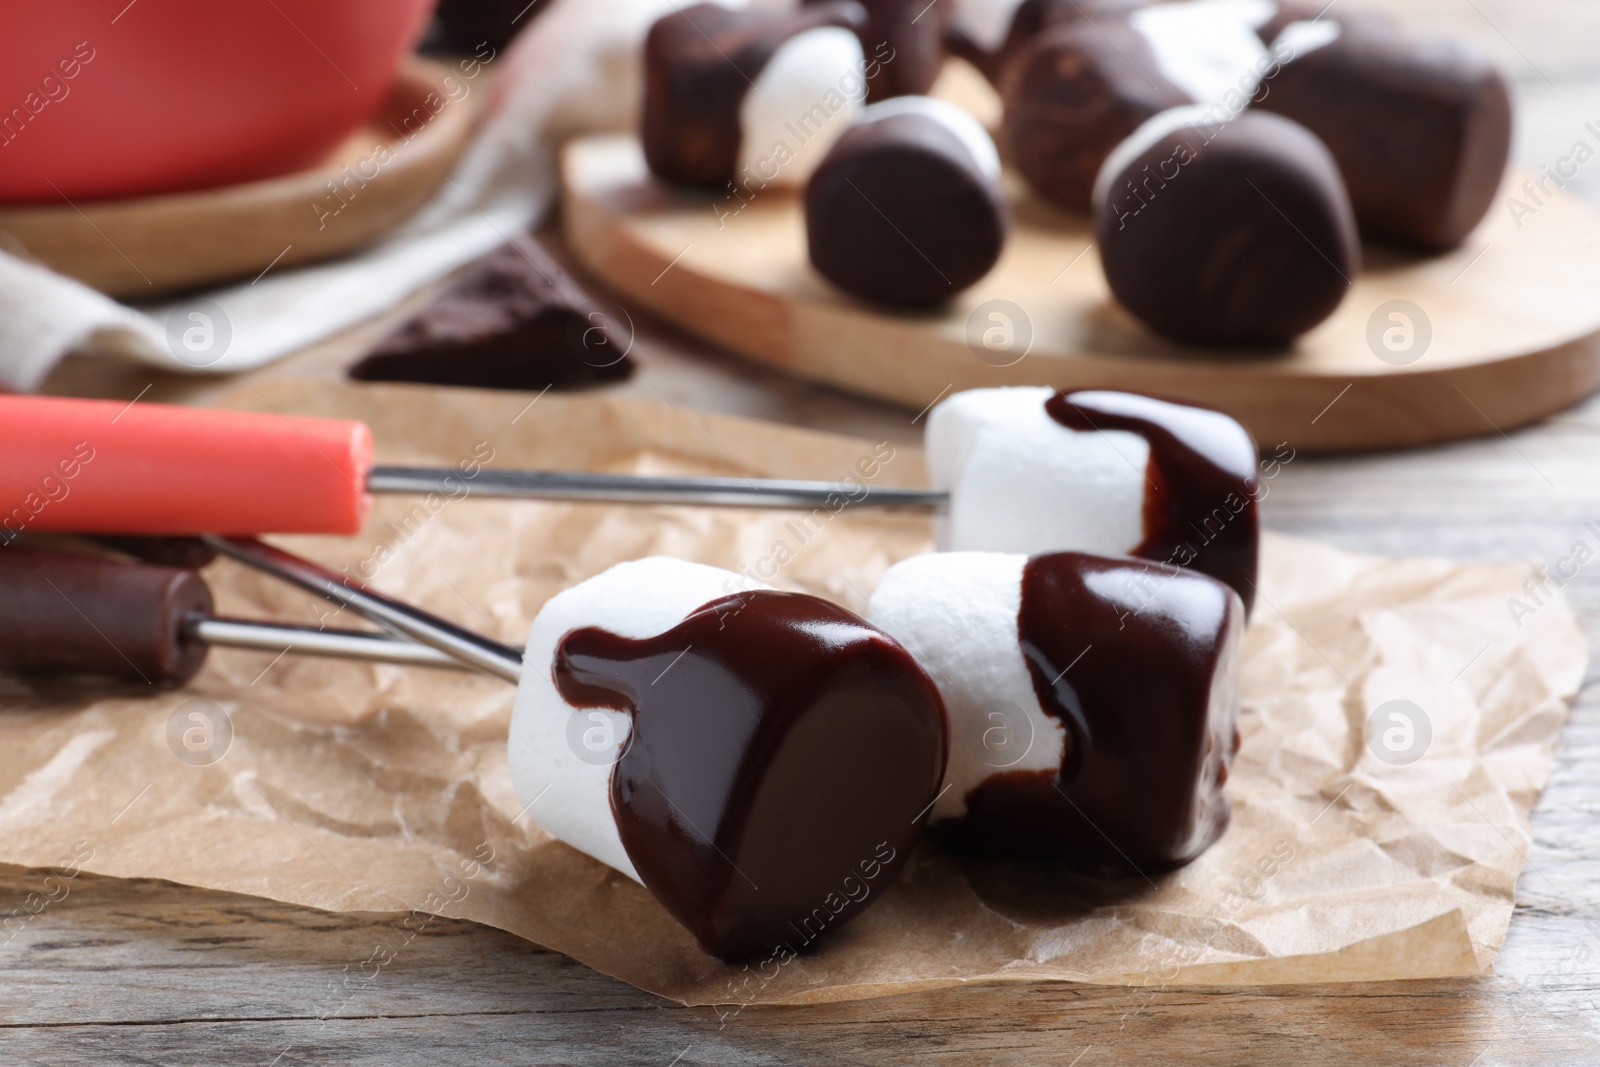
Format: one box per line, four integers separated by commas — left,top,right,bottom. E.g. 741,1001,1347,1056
642,2,870,188
1253,11,1512,249
806,101,1009,307
348,233,634,391
554,590,948,961
1094,108,1359,346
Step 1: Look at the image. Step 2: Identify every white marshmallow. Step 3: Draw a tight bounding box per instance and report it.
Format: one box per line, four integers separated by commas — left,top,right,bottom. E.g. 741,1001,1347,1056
949,0,1027,54
508,557,763,883
1131,0,1274,107
1272,18,1342,60
857,96,1004,180
926,387,1150,558
739,26,866,187
867,552,1064,821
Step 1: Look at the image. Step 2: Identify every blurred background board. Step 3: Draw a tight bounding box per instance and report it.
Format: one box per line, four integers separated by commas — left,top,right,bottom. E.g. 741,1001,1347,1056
563,132,1600,453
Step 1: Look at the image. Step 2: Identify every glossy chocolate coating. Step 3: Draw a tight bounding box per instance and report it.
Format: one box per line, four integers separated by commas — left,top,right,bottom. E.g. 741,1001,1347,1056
349,234,634,391
642,2,870,187
1002,18,1191,212
1047,391,1261,611
1254,15,1511,249
949,0,1149,86
807,111,1009,307
807,0,946,101
1094,109,1359,345
0,549,212,684
554,590,948,961
938,552,1241,877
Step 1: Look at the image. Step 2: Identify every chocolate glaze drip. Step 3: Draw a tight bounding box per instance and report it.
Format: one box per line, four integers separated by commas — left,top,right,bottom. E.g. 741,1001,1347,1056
938,552,1241,877
643,2,871,188
1046,391,1261,613
1253,13,1512,250
806,110,1009,307
553,590,948,961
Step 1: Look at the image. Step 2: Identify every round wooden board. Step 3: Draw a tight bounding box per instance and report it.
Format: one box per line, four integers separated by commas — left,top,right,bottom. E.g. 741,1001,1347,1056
561,133,1600,452
0,57,477,300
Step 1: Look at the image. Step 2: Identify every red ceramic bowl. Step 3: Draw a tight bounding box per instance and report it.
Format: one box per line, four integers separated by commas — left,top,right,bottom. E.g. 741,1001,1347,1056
0,0,436,204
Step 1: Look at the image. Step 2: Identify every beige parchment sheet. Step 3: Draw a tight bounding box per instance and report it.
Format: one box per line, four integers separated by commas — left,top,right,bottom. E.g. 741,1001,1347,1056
0,382,1584,1006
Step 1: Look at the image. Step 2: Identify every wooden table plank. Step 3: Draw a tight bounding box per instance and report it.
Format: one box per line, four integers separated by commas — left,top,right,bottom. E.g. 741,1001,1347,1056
11,2,1600,1062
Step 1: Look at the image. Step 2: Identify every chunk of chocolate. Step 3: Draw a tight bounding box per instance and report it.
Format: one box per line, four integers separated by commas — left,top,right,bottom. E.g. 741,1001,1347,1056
806,97,1009,307
870,550,1243,877
948,0,1148,86
807,0,948,100
1093,107,1359,345
348,234,634,391
554,588,948,961
642,2,871,189
1253,10,1512,249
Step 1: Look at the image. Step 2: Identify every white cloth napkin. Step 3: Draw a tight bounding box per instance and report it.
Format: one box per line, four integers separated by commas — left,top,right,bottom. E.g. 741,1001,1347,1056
0,0,690,393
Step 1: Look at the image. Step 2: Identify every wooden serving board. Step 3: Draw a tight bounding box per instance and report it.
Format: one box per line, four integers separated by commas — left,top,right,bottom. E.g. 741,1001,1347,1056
562,133,1600,452
0,57,477,300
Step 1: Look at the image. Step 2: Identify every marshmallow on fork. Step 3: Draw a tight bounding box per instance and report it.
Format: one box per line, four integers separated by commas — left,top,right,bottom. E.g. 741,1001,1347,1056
869,550,1244,875
510,557,948,960
926,387,1262,611
207,543,948,962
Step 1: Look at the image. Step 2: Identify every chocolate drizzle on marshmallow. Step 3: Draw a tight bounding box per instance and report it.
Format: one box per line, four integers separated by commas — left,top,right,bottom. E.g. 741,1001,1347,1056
553,589,948,961
1046,390,1261,612
907,551,1244,877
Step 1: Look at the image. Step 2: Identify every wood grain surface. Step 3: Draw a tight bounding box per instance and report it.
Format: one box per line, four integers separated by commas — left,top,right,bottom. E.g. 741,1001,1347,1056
9,1,1600,1063
561,136,1600,454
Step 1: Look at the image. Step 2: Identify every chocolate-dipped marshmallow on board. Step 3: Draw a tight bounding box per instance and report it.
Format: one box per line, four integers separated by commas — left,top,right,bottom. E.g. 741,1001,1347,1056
926,387,1263,611
806,96,1008,307
642,2,871,190
870,550,1244,875
1093,106,1360,346
947,0,1148,85
509,558,948,961
1002,0,1281,212
805,0,948,101
1251,1,1512,249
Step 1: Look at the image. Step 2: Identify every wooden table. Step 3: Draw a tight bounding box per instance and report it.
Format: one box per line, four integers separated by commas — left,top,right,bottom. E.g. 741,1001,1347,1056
10,2,1600,1062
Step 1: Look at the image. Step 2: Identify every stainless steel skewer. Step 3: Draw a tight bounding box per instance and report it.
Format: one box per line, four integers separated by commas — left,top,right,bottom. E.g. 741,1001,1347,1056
204,536,524,683
366,468,949,510
188,616,470,671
